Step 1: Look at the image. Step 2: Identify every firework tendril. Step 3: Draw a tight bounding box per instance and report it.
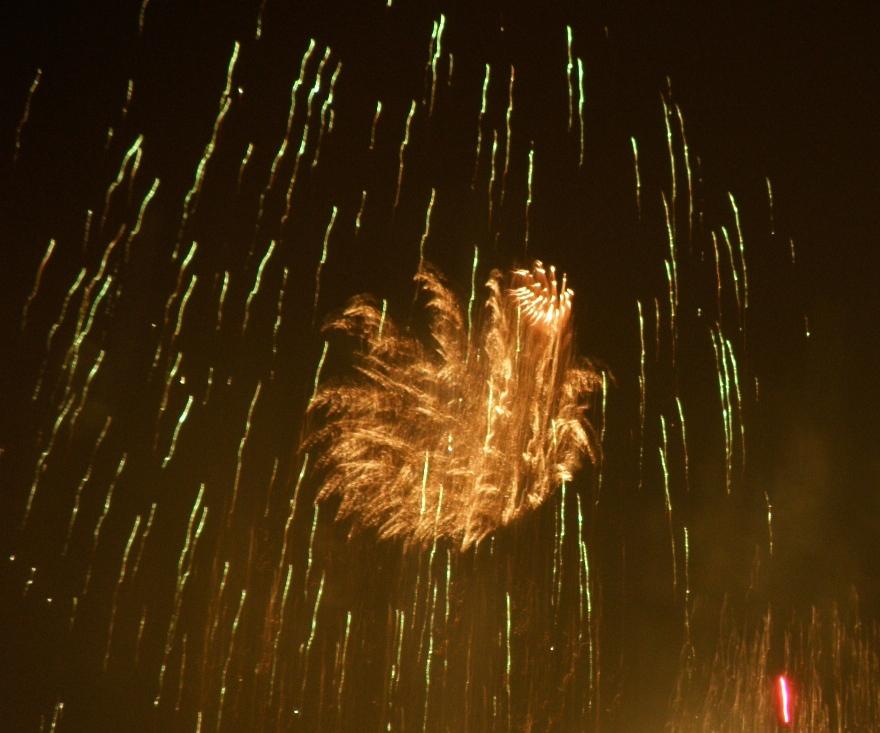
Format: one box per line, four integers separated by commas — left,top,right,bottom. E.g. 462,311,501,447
306,261,602,549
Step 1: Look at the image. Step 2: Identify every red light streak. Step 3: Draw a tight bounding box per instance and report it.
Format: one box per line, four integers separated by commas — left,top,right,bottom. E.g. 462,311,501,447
775,674,793,727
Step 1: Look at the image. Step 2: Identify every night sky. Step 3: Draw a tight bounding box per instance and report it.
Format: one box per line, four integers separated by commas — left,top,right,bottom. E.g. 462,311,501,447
2,2,878,730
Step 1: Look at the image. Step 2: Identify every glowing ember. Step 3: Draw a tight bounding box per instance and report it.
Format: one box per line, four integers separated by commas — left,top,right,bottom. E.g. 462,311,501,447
776,674,793,727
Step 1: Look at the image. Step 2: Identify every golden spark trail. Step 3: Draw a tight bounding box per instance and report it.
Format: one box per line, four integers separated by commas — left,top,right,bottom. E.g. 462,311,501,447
80,454,127,601
49,701,64,732
215,270,230,334
99,135,143,232
630,136,642,219
354,189,367,232
270,267,289,376
137,0,150,34
130,502,157,583
302,505,320,601
177,43,240,244
524,146,534,252
682,524,692,654
13,67,42,164
312,205,336,320
228,381,262,521
553,481,568,613
267,563,293,709
22,392,76,529
336,610,353,717
62,415,111,555
675,396,690,493
299,571,325,697
161,393,193,469
171,273,195,344
577,58,586,168
766,177,776,237
308,342,328,409
394,100,418,212
21,238,56,330
162,240,197,331
471,64,490,188
257,39,317,226
499,67,515,211
505,590,512,731
427,15,447,117
68,347,106,441
467,244,480,342
724,335,746,473
637,300,647,491
662,94,677,237
155,351,182,448
659,415,678,592
155,485,207,707
42,267,86,371
174,634,188,713
654,296,661,359
103,514,143,670
312,62,342,170
728,193,749,318
675,105,694,244
244,240,276,333
306,261,600,548
710,328,734,494
121,78,135,122
577,493,595,714
711,231,723,321
663,191,679,362
595,372,609,503
216,589,247,731
721,226,741,317
565,27,574,131
203,559,231,690
421,581,440,733
282,46,333,226
418,188,436,271
487,129,500,227
236,142,253,191
369,100,382,152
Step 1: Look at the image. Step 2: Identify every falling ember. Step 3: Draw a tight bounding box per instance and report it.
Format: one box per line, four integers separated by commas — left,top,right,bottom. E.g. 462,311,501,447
776,674,793,727
305,261,602,549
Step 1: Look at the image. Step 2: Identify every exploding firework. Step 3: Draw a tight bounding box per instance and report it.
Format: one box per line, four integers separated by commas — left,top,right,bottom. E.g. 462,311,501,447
2,3,861,732
306,261,601,549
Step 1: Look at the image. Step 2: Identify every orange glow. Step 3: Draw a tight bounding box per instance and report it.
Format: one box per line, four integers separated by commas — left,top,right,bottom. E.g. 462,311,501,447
305,262,601,549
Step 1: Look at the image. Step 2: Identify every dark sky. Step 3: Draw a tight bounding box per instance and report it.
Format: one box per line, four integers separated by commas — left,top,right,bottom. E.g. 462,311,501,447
2,1,878,729
11,0,874,596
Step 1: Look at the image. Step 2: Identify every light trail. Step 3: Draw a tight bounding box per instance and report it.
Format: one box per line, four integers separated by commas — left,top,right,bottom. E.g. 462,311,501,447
2,6,844,732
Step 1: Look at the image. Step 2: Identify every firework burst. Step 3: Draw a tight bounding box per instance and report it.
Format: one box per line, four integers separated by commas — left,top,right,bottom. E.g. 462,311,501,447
307,261,601,549
3,3,857,731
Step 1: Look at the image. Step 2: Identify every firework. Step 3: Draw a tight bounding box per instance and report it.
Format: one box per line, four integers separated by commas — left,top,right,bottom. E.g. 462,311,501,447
306,261,601,550
3,3,851,731
666,603,880,731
